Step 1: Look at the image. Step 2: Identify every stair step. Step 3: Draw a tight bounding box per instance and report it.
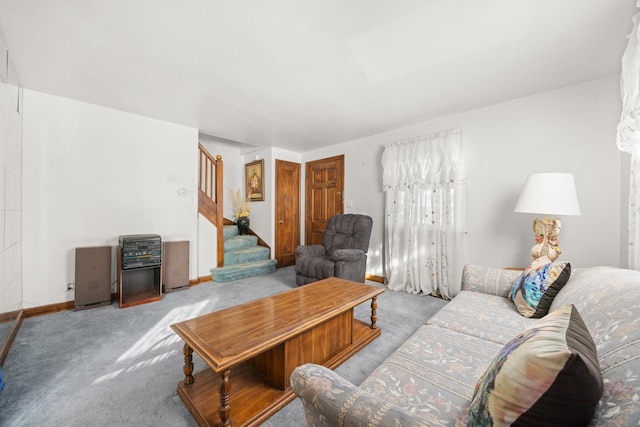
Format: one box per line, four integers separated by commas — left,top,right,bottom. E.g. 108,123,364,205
224,246,269,266
211,259,278,283
224,235,258,252
223,225,239,240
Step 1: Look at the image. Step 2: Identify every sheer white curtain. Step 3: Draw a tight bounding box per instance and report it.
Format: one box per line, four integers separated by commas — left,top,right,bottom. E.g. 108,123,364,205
617,6,640,269
382,128,466,299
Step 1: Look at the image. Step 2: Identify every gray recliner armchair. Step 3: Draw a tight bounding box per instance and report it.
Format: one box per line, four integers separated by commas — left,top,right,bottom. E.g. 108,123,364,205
295,214,373,286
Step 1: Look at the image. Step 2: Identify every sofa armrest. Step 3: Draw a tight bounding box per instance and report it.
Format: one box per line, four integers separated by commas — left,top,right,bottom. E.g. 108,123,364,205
295,245,327,258
331,248,365,262
461,264,522,298
290,364,428,427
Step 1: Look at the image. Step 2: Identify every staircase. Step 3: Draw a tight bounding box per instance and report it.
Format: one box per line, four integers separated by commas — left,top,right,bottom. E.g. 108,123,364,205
211,225,277,282
198,143,276,282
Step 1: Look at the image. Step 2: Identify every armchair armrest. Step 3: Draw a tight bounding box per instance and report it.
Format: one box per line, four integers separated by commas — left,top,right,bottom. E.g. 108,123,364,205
295,244,327,258
331,248,365,262
290,364,428,427
461,264,522,298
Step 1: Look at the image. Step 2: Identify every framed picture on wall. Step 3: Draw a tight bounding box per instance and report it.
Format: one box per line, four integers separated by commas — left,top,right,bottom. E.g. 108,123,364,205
245,159,264,201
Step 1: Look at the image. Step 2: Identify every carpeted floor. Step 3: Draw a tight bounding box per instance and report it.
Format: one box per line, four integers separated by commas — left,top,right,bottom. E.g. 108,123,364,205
0,266,448,426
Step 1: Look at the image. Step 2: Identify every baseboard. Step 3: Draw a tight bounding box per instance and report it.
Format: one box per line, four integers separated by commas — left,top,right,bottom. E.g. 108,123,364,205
24,301,75,318
365,274,384,284
195,275,212,284
0,309,21,323
0,309,24,366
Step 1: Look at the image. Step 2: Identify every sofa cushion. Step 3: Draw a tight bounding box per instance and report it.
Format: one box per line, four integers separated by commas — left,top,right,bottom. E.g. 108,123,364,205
427,291,532,345
360,323,504,425
461,264,523,298
468,304,603,426
509,256,571,318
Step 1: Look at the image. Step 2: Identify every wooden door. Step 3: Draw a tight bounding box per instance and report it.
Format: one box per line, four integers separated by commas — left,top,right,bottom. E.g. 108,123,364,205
305,155,344,245
275,160,301,267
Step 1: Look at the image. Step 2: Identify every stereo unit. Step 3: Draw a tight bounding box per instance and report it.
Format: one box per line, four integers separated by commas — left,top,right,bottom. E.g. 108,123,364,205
118,234,163,308
119,234,162,270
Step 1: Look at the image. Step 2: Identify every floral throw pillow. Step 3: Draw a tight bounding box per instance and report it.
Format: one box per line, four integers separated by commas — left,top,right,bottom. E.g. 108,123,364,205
468,304,603,426
509,256,571,318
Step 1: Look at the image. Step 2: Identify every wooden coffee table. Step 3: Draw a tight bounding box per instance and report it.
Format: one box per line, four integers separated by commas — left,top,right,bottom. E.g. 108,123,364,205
170,277,384,427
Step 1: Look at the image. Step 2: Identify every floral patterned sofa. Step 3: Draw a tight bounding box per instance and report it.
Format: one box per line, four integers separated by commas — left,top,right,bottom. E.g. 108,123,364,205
290,265,640,426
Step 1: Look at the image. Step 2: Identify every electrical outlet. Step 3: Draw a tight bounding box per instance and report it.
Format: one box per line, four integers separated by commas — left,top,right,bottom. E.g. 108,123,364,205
67,282,75,291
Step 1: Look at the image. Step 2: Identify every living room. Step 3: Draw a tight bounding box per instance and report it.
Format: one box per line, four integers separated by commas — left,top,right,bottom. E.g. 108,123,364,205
0,1,631,312
0,1,637,425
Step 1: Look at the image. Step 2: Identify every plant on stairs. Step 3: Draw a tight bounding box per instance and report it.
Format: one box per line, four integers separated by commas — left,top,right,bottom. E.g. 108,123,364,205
229,188,251,235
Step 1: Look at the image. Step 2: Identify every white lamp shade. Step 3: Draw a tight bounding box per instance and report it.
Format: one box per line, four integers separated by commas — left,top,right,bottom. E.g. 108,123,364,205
514,173,581,216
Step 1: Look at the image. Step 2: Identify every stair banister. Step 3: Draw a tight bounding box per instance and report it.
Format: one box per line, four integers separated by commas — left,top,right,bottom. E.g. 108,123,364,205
198,144,224,268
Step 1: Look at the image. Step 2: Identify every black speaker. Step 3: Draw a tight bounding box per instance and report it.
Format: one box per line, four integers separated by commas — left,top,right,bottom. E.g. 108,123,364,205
163,241,190,293
75,246,112,310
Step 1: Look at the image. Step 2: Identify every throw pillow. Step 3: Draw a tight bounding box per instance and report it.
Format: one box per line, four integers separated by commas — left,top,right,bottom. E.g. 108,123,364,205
509,256,571,318
468,304,603,427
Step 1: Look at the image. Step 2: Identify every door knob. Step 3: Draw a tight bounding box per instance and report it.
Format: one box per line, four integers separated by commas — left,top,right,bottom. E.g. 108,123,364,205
279,219,284,224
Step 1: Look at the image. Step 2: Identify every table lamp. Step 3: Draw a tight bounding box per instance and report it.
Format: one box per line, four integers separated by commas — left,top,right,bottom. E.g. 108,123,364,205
514,173,581,261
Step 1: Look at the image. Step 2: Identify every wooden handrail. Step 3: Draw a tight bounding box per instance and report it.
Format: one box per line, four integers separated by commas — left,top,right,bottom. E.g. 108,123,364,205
198,143,224,267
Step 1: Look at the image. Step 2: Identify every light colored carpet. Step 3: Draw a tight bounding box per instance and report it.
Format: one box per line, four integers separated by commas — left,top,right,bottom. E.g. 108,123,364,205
0,266,447,426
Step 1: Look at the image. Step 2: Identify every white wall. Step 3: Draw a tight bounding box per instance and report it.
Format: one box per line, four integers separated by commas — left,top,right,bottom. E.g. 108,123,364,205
303,76,624,276
0,41,23,313
22,90,199,307
620,154,630,268
242,148,273,246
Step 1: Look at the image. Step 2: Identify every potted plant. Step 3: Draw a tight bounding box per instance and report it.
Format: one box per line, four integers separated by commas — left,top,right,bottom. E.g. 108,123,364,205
230,189,251,235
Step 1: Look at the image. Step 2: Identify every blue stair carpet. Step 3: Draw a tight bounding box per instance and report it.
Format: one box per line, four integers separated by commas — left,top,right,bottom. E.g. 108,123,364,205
224,235,258,252
224,246,270,266
211,225,277,282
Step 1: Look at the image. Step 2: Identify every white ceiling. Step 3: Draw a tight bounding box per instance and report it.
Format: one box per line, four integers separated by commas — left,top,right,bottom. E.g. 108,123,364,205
0,1,636,153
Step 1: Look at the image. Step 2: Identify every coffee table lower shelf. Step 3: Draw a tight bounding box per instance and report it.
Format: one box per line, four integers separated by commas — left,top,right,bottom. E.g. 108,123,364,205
177,319,381,427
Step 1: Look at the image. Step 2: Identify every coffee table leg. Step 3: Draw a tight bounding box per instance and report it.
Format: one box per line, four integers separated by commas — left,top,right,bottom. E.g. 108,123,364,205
370,296,378,329
183,343,194,384
219,370,232,427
